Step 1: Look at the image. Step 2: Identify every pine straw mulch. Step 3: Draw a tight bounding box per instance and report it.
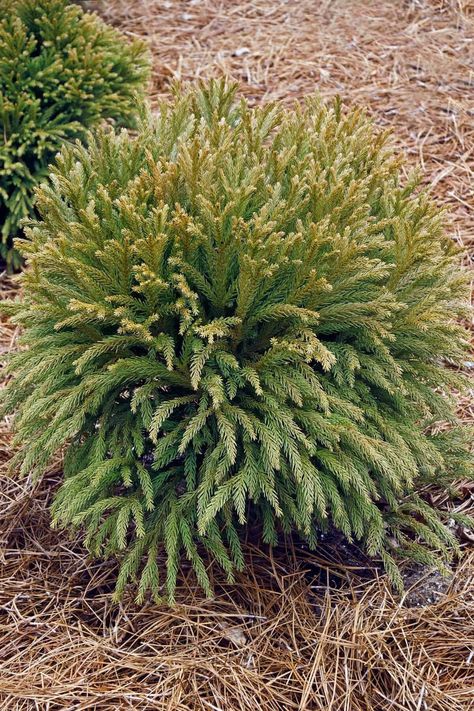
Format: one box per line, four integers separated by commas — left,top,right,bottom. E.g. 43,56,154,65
1,0,474,708
1,455,474,711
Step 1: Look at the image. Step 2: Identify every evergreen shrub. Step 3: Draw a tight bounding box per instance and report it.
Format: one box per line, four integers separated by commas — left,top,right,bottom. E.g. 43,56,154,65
0,0,149,270
2,81,472,602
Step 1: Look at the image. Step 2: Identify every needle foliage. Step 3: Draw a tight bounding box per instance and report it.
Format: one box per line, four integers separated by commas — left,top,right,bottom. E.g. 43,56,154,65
2,81,472,602
0,0,150,270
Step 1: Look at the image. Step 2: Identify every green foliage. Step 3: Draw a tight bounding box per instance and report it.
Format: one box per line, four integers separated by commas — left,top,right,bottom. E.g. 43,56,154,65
2,80,472,603
0,0,150,270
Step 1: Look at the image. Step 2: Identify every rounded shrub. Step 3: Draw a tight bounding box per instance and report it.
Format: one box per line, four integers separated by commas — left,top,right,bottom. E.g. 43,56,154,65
0,0,150,270
2,81,472,603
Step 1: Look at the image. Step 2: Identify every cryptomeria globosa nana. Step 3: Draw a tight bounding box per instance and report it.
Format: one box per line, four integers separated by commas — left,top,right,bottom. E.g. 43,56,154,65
2,80,472,603
0,0,150,270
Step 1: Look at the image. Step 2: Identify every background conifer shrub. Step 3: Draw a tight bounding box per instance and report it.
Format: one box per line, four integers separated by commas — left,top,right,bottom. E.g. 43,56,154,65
0,0,150,271
2,81,472,603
